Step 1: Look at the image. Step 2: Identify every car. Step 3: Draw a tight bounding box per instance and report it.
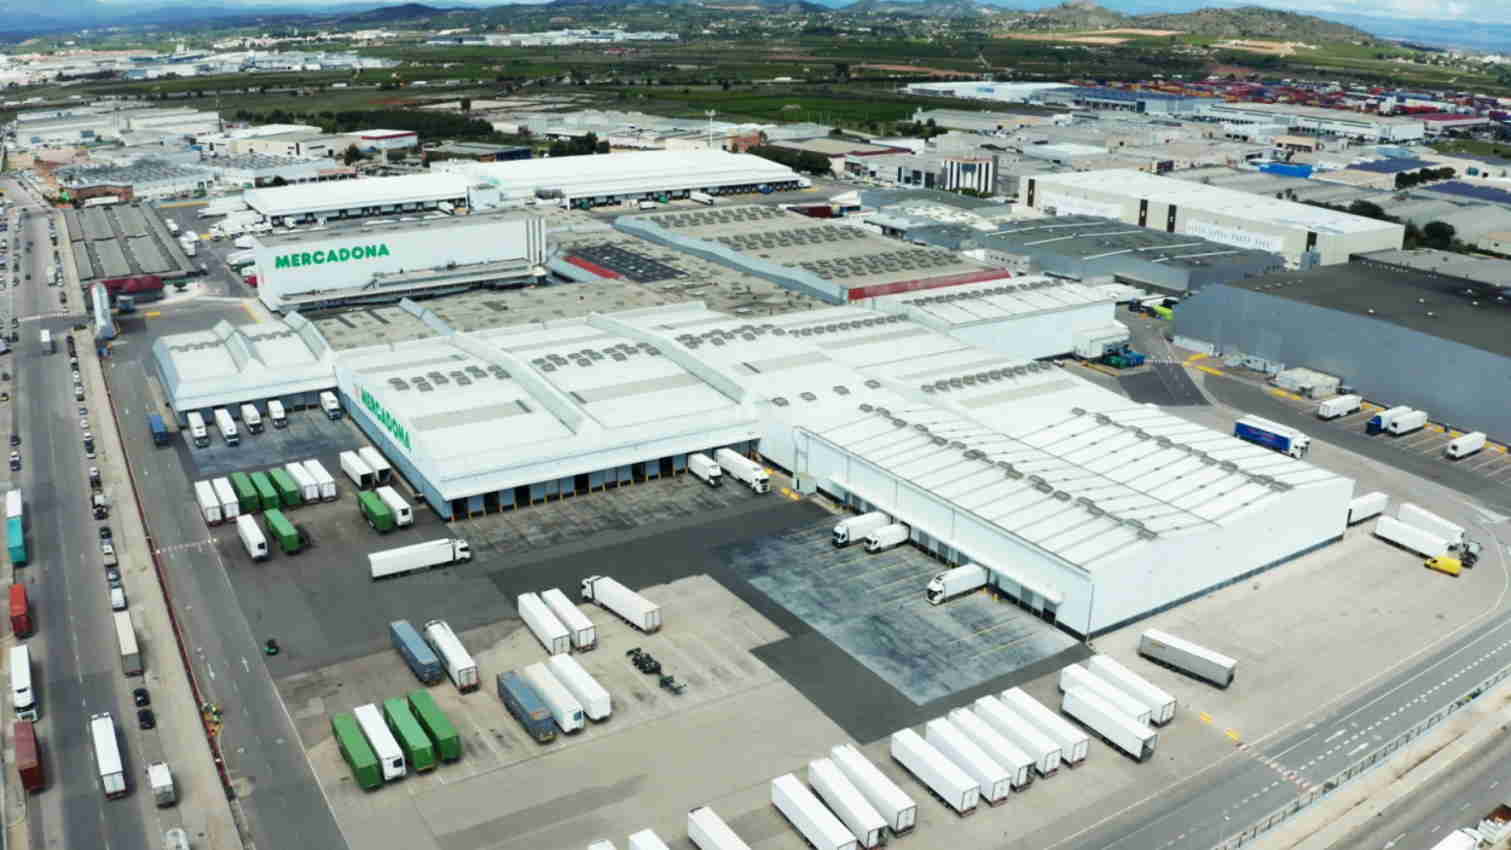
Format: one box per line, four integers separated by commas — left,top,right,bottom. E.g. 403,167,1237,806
137,709,155,730
8,451,17,471
105,567,121,587
79,418,87,430
98,525,112,541
7,434,16,447
88,466,100,486
78,405,87,417
132,687,150,707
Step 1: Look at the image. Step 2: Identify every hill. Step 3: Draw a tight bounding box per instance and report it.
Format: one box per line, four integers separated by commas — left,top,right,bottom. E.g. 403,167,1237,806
841,0,994,17
1009,1,1127,30
1131,6,1373,41
334,2,465,22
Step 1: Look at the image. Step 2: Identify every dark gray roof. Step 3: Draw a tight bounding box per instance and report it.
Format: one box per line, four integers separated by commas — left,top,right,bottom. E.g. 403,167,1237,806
978,215,1283,271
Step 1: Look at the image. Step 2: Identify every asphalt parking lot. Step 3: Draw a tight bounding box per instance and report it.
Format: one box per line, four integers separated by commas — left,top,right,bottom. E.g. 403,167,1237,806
179,408,363,481
152,201,252,299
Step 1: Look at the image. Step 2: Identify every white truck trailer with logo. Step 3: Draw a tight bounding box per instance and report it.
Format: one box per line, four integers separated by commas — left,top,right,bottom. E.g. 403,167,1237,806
340,451,375,489
808,757,886,848
546,653,611,721
1138,629,1237,688
376,486,412,526
687,806,751,850
1000,687,1089,765
424,619,480,692
770,773,859,850
832,511,891,547
194,480,222,525
522,661,585,734
890,727,979,815
185,411,209,447
1374,515,1450,557
211,477,239,520
1063,687,1158,762
947,707,1035,788
541,587,597,650
518,592,572,655
212,407,239,446
925,717,1012,805
581,575,661,632
369,539,470,579
714,448,769,493
687,453,722,487
240,403,263,433
358,447,392,483
973,694,1060,776
1086,655,1177,725
237,515,268,560
302,459,338,500
91,713,127,798
1058,664,1153,726
926,563,988,605
830,743,916,834
865,523,910,554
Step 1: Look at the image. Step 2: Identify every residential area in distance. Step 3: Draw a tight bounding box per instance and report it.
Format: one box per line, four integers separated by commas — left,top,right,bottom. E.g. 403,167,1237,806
4,2,1511,850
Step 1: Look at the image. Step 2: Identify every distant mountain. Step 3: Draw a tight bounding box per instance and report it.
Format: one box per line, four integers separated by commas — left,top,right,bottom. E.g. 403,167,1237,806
841,0,994,17
1007,0,1127,30
334,1,466,20
1132,6,1373,41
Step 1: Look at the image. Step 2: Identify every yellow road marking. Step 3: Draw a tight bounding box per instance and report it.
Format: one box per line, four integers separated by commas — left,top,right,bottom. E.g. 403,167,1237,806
144,311,161,318
241,302,259,321
1195,365,1225,377
1199,712,1212,724
1183,353,1209,364
1225,728,1242,742
1426,424,1445,433
1361,402,1383,411
1269,388,1302,402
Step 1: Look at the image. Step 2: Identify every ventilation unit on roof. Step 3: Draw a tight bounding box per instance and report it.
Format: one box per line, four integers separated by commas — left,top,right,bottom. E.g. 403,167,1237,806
1156,436,1173,447
1071,407,1086,416
859,403,874,412
1220,461,1239,472
1027,474,1046,487
914,423,930,432
772,397,790,407
874,407,890,417
932,436,948,446
963,375,977,385
963,449,985,460
833,386,850,395
1052,490,1072,502
800,392,817,402
1095,413,1111,425
922,385,937,393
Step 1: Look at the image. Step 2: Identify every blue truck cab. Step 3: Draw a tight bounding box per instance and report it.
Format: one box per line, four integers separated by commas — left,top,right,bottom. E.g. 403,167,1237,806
389,620,444,685
497,671,557,743
147,413,170,447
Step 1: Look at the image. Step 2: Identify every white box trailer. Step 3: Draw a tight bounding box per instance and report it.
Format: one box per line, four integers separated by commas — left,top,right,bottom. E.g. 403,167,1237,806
1387,409,1428,436
687,806,752,850
925,717,1011,805
90,713,127,798
1139,629,1237,688
808,758,886,848
213,407,239,446
302,459,338,500
999,687,1089,765
194,480,222,525
947,707,1034,789
376,486,412,526
186,411,209,447
581,575,661,632
1315,394,1362,419
973,695,1061,776
1447,432,1487,459
1063,687,1157,762
267,400,287,428
320,390,343,419
284,462,319,502
890,728,978,815
211,477,239,520
714,448,769,494
369,539,470,579
1369,405,1413,433
1375,515,1450,557
865,523,909,553
522,661,585,734
832,511,891,547
587,842,616,850
1398,503,1467,546
688,452,722,487
1347,491,1388,524
926,563,988,605
358,447,392,484
237,515,268,560
240,403,263,433
627,830,670,850
541,588,597,650
829,743,916,834
770,773,859,850
518,593,572,655
424,619,480,692
1058,664,1153,726
1086,656,1177,725
547,654,611,721
340,451,375,489
353,703,406,780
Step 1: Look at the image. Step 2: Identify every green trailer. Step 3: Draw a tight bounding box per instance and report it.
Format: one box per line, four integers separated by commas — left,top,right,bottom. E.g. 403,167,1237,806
383,697,436,773
264,508,302,554
332,713,381,790
267,468,302,508
228,472,259,513
358,491,395,533
249,471,280,511
407,689,461,762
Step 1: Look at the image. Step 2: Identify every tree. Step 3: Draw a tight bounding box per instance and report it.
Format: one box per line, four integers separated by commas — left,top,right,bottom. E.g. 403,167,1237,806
342,144,362,166
460,97,471,112
1347,200,1388,221
1422,220,1456,249
269,176,288,187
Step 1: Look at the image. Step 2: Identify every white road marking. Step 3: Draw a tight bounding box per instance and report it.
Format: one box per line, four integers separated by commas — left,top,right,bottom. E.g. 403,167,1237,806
241,656,250,673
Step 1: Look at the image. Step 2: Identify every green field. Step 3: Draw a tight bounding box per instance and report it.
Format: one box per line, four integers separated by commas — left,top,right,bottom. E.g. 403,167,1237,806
1432,139,1511,159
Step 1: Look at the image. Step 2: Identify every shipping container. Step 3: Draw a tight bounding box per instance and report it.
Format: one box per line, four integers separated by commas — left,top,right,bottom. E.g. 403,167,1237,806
90,713,127,798
522,661,585,734
496,671,556,743
890,728,978,815
332,712,382,789
376,486,412,527
1058,664,1152,725
354,703,406,781
212,477,239,520
1347,491,1388,525
10,645,35,720
946,707,1034,788
390,620,444,684
358,491,395,533
1374,515,1450,557
770,773,859,850
973,695,1060,776
1138,629,1236,688
627,830,671,850
383,697,436,773
541,588,596,650
999,688,1089,765
9,583,32,638
926,717,1011,805
249,471,279,511
358,447,392,484
830,743,916,834
264,508,301,554
285,463,319,503
808,757,886,847
581,575,661,632
268,468,302,508
229,472,259,513
302,459,338,501
425,620,479,692
1063,687,1157,762
406,689,461,762
547,654,612,721
1398,503,1467,546
340,450,375,489
832,511,891,547
518,593,572,655
1086,656,1177,725
194,480,222,525
1446,432,1487,460
235,515,268,560
14,719,43,792
687,806,752,850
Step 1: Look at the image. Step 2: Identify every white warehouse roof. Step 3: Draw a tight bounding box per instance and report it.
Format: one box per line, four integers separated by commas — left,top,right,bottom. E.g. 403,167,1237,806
151,316,334,411
243,173,472,217
869,276,1114,328
439,150,800,200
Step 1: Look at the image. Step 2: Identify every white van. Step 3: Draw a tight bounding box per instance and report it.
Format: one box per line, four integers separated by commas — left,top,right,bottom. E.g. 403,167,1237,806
11,645,36,720
110,587,127,611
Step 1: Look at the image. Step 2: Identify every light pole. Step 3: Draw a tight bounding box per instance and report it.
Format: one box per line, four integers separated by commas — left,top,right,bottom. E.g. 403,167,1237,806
705,110,716,149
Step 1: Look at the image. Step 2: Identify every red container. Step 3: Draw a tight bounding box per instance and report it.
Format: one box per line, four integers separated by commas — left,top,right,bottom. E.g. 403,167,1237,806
14,720,43,792
9,583,31,638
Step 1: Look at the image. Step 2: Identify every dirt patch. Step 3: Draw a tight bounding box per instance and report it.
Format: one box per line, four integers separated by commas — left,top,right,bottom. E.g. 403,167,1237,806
1213,39,1314,56
997,27,1184,45
857,63,966,77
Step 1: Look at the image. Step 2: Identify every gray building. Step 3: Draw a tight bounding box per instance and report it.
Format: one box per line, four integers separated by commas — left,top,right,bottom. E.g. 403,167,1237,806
1176,260,1511,441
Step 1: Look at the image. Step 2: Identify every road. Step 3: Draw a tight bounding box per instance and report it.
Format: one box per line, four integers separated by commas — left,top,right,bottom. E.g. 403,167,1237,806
4,181,153,850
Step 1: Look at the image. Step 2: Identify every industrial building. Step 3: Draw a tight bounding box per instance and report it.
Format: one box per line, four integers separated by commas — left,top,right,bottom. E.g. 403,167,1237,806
241,173,471,226
1202,102,1427,143
845,152,997,194
250,212,546,312
1175,257,1511,441
1026,169,1404,266
902,81,1076,103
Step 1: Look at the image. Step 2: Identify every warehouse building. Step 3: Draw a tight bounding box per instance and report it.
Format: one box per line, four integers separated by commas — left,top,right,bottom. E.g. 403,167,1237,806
151,314,336,415
1175,258,1511,441
250,211,546,312
242,173,471,226
1202,102,1426,143
1026,169,1404,266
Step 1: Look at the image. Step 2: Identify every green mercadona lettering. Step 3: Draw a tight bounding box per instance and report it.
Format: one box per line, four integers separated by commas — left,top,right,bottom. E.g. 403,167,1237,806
360,387,412,451
273,243,391,270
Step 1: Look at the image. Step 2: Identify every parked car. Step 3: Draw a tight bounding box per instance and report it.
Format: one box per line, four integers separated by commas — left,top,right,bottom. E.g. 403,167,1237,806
105,567,121,587
137,709,155,730
98,525,112,541
133,688,150,707
8,451,18,471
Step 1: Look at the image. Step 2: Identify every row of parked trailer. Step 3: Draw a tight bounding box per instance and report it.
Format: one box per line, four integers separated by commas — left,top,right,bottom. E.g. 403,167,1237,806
391,619,480,693
182,392,343,449
1366,498,1483,576
331,689,462,790
686,448,772,494
497,654,613,741
195,460,338,525
518,588,599,654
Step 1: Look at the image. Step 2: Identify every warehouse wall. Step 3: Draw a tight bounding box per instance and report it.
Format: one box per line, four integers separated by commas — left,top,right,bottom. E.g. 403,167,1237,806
1177,285,1511,442
942,302,1112,360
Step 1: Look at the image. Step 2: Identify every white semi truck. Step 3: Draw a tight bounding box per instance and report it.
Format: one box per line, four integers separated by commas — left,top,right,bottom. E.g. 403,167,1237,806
369,539,471,579
832,511,890,547
688,452,722,487
865,523,909,554
212,407,238,446
926,563,988,604
714,448,769,494
581,575,661,632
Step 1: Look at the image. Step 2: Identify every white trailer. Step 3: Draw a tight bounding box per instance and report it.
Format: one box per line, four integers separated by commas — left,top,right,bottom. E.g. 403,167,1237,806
690,191,716,206
829,743,916,834
890,728,979,815
808,758,886,848
1375,515,1450,557
240,403,263,433
369,539,471,579
423,619,480,692
1058,664,1153,726
687,806,752,850
194,480,222,525
1347,492,1388,525
627,830,670,850
236,515,268,560
581,575,661,632
688,453,722,487
353,703,406,780
1398,503,1467,546
302,459,338,500
999,688,1089,765
147,761,177,807
926,563,988,605
547,654,612,721
973,695,1061,776
518,593,573,655
1315,394,1362,419
925,717,1011,805
1431,829,1485,850
211,477,239,520
1447,432,1487,459
1086,656,1177,725
1063,687,1157,762
320,390,343,419
522,661,585,734
947,707,1035,789
587,839,618,850
186,411,209,447
376,486,412,526
213,407,239,446
340,451,375,489
832,511,891,547
90,713,127,798
1369,405,1413,432
541,588,597,650
714,448,769,494
770,773,859,850
358,447,392,484
1139,629,1237,688
267,399,287,429
1387,409,1428,436
864,523,909,554
285,462,319,503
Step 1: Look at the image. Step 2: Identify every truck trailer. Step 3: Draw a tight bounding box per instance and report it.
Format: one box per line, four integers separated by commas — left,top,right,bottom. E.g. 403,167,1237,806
1387,409,1428,436
714,448,769,494
546,653,612,721
1233,416,1309,458
369,539,471,579
376,486,412,526
581,575,661,632
211,477,239,520
1447,432,1487,459
999,687,1089,765
194,480,222,525
236,515,268,560
687,806,752,850
688,453,722,487
1398,503,1467,547
263,509,301,554
973,695,1061,776
358,491,394,532
808,757,886,848
358,447,392,484
946,707,1035,789
541,588,596,650
185,411,209,448
90,713,127,798
390,620,444,684
340,450,375,489
285,462,319,503
213,407,239,446
14,720,42,792
147,761,176,807
267,400,287,429
1063,687,1158,762
1315,394,1362,419
424,620,480,692
518,593,572,655
1086,655,1177,725
830,743,916,834
864,523,910,554
302,459,338,500
1138,629,1236,688
497,671,556,743
267,468,301,508
522,661,585,734
240,403,263,433
1058,664,1153,726
770,773,859,850
890,727,979,815
353,703,406,781
926,563,988,605
1366,405,1413,435
1374,515,1450,557
832,511,891,547
320,390,343,419
1347,492,1388,525
925,717,1012,805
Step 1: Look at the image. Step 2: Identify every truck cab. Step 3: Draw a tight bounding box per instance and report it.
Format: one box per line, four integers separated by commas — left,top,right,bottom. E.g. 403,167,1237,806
320,391,342,420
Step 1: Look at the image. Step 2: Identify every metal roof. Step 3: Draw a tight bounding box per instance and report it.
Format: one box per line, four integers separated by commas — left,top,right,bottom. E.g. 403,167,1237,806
243,173,472,217
873,276,1112,326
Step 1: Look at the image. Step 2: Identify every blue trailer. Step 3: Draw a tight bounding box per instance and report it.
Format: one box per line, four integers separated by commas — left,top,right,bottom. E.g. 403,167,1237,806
1234,416,1310,458
497,671,557,743
390,620,443,685
147,413,170,447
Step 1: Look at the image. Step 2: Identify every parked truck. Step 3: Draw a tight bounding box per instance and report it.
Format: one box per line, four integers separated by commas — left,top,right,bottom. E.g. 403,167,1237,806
946,707,1035,789
358,447,392,484
1086,655,1177,725
146,762,176,807
1447,431,1488,460
1059,664,1153,726
541,588,596,650
14,720,43,792
628,830,671,850
267,399,287,429
688,453,722,487
185,411,209,448
268,468,301,508
581,575,661,632
1374,515,1450,558
390,619,444,684
358,491,395,532
714,448,769,494
376,486,413,526
1399,503,1467,547
546,653,612,721
973,695,1061,776
264,508,301,554
90,713,127,799
213,407,239,446
890,728,979,815
320,390,342,419
925,717,1012,805
369,539,471,579
522,661,584,734
249,471,279,511
194,480,222,525
999,687,1089,765
147,413,170,447
864,523,910,554
808,757,886,848
406,689,460,762
496,671,556,743
518,593,572,655
926,563,988,605
240,403,263,434
236,515,268,560
1347,492,1388,525
1063,687,1157,762
832,511,891,547
687,806,752,850
1138,629,1236,688
211,477,239,521
1315,394,1362,420
302,459,338,501
340,450,375,489
9,584,32,638
425,619,479,692
829,743,916,835
1366,405,1413,435
770,773,859,850
285,462,319,503
1233,416,1310,458
383,697,436,773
